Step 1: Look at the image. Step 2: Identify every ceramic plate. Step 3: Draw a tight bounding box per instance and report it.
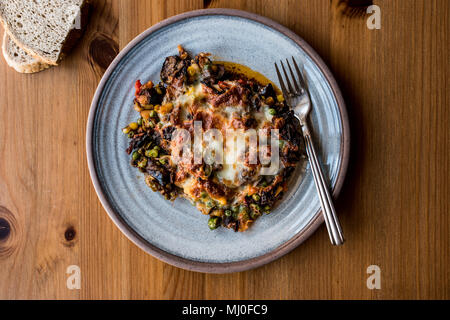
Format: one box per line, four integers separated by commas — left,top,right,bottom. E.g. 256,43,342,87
86,9,350,273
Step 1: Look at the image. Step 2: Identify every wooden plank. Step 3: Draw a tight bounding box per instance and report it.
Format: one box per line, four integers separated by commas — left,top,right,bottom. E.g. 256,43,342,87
0,0,448,299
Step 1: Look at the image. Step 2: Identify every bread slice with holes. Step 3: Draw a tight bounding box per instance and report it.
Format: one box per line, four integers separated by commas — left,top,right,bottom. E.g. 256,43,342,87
2,32,50,73
0,0,89,66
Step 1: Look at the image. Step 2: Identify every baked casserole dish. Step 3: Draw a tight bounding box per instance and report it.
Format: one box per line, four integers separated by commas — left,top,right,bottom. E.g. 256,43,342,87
123,46,305,232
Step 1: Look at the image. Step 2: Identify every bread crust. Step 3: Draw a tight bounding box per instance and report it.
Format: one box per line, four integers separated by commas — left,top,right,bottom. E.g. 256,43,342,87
0,0,90,66
1,33,50,73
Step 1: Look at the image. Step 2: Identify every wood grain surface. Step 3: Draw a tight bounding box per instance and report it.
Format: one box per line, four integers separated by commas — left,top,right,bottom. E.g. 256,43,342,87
0,0,448,299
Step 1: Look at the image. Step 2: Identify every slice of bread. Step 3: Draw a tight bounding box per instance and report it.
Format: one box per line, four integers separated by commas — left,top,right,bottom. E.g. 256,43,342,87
2,32,50,73
0,0,89,65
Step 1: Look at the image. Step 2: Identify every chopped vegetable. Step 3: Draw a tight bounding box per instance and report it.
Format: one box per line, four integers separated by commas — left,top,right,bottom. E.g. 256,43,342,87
208,217,220,230
122,127,131,134
129,122,139,130
252,194,261,202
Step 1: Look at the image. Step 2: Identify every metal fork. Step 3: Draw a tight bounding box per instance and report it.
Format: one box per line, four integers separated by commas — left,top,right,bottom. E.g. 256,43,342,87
275,58,345,245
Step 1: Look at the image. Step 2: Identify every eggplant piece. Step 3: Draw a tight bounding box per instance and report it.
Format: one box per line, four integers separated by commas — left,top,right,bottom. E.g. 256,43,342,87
126,133,150,154
139,85,166,106
151,130,162,146
222,215,239,232
160,56,187,84
162,126,176,141
208,64,225,80
146,161,172,187
200,62,225,85
146,168,171,187
251,94,262,111
260,189,275,206
279,111,302,146
259,83,276,98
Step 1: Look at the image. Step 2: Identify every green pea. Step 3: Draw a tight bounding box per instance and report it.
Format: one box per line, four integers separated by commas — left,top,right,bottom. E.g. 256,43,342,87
231,206,239,213
137,118,143,126
268,108,277,115
208,216,220,230
127,132,134,139
132,151,140,161
206,200,214,208
200,192,208,198
224,209,232,217
146,149,158,158
250,205,261,219
137,158,147,168
149,110,157,117
252,194,261,202
159,158,167,165
264,205,271,213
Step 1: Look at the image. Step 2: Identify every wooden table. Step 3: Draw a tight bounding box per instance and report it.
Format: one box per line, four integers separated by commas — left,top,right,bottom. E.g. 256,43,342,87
0,0,448,300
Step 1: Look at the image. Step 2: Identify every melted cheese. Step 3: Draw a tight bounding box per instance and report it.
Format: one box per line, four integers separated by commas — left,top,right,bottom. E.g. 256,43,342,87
174,82,204,108
177,176,197,199
253,105,274,127
215,129,254,188
158,62,283,206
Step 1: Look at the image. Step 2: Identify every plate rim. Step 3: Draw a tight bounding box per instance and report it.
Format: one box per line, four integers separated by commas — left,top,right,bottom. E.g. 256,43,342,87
86,8,350,273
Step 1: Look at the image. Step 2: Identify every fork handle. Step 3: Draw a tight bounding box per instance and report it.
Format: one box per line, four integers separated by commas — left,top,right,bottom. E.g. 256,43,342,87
302,124,345,245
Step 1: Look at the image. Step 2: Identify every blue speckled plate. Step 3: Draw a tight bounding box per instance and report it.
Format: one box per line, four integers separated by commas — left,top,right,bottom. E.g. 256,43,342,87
86,9,349,273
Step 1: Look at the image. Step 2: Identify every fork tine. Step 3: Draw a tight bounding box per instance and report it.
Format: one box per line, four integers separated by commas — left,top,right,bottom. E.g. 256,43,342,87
286,58,301,94
280,60,294,95
274,62,288,97
292,57,307,91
